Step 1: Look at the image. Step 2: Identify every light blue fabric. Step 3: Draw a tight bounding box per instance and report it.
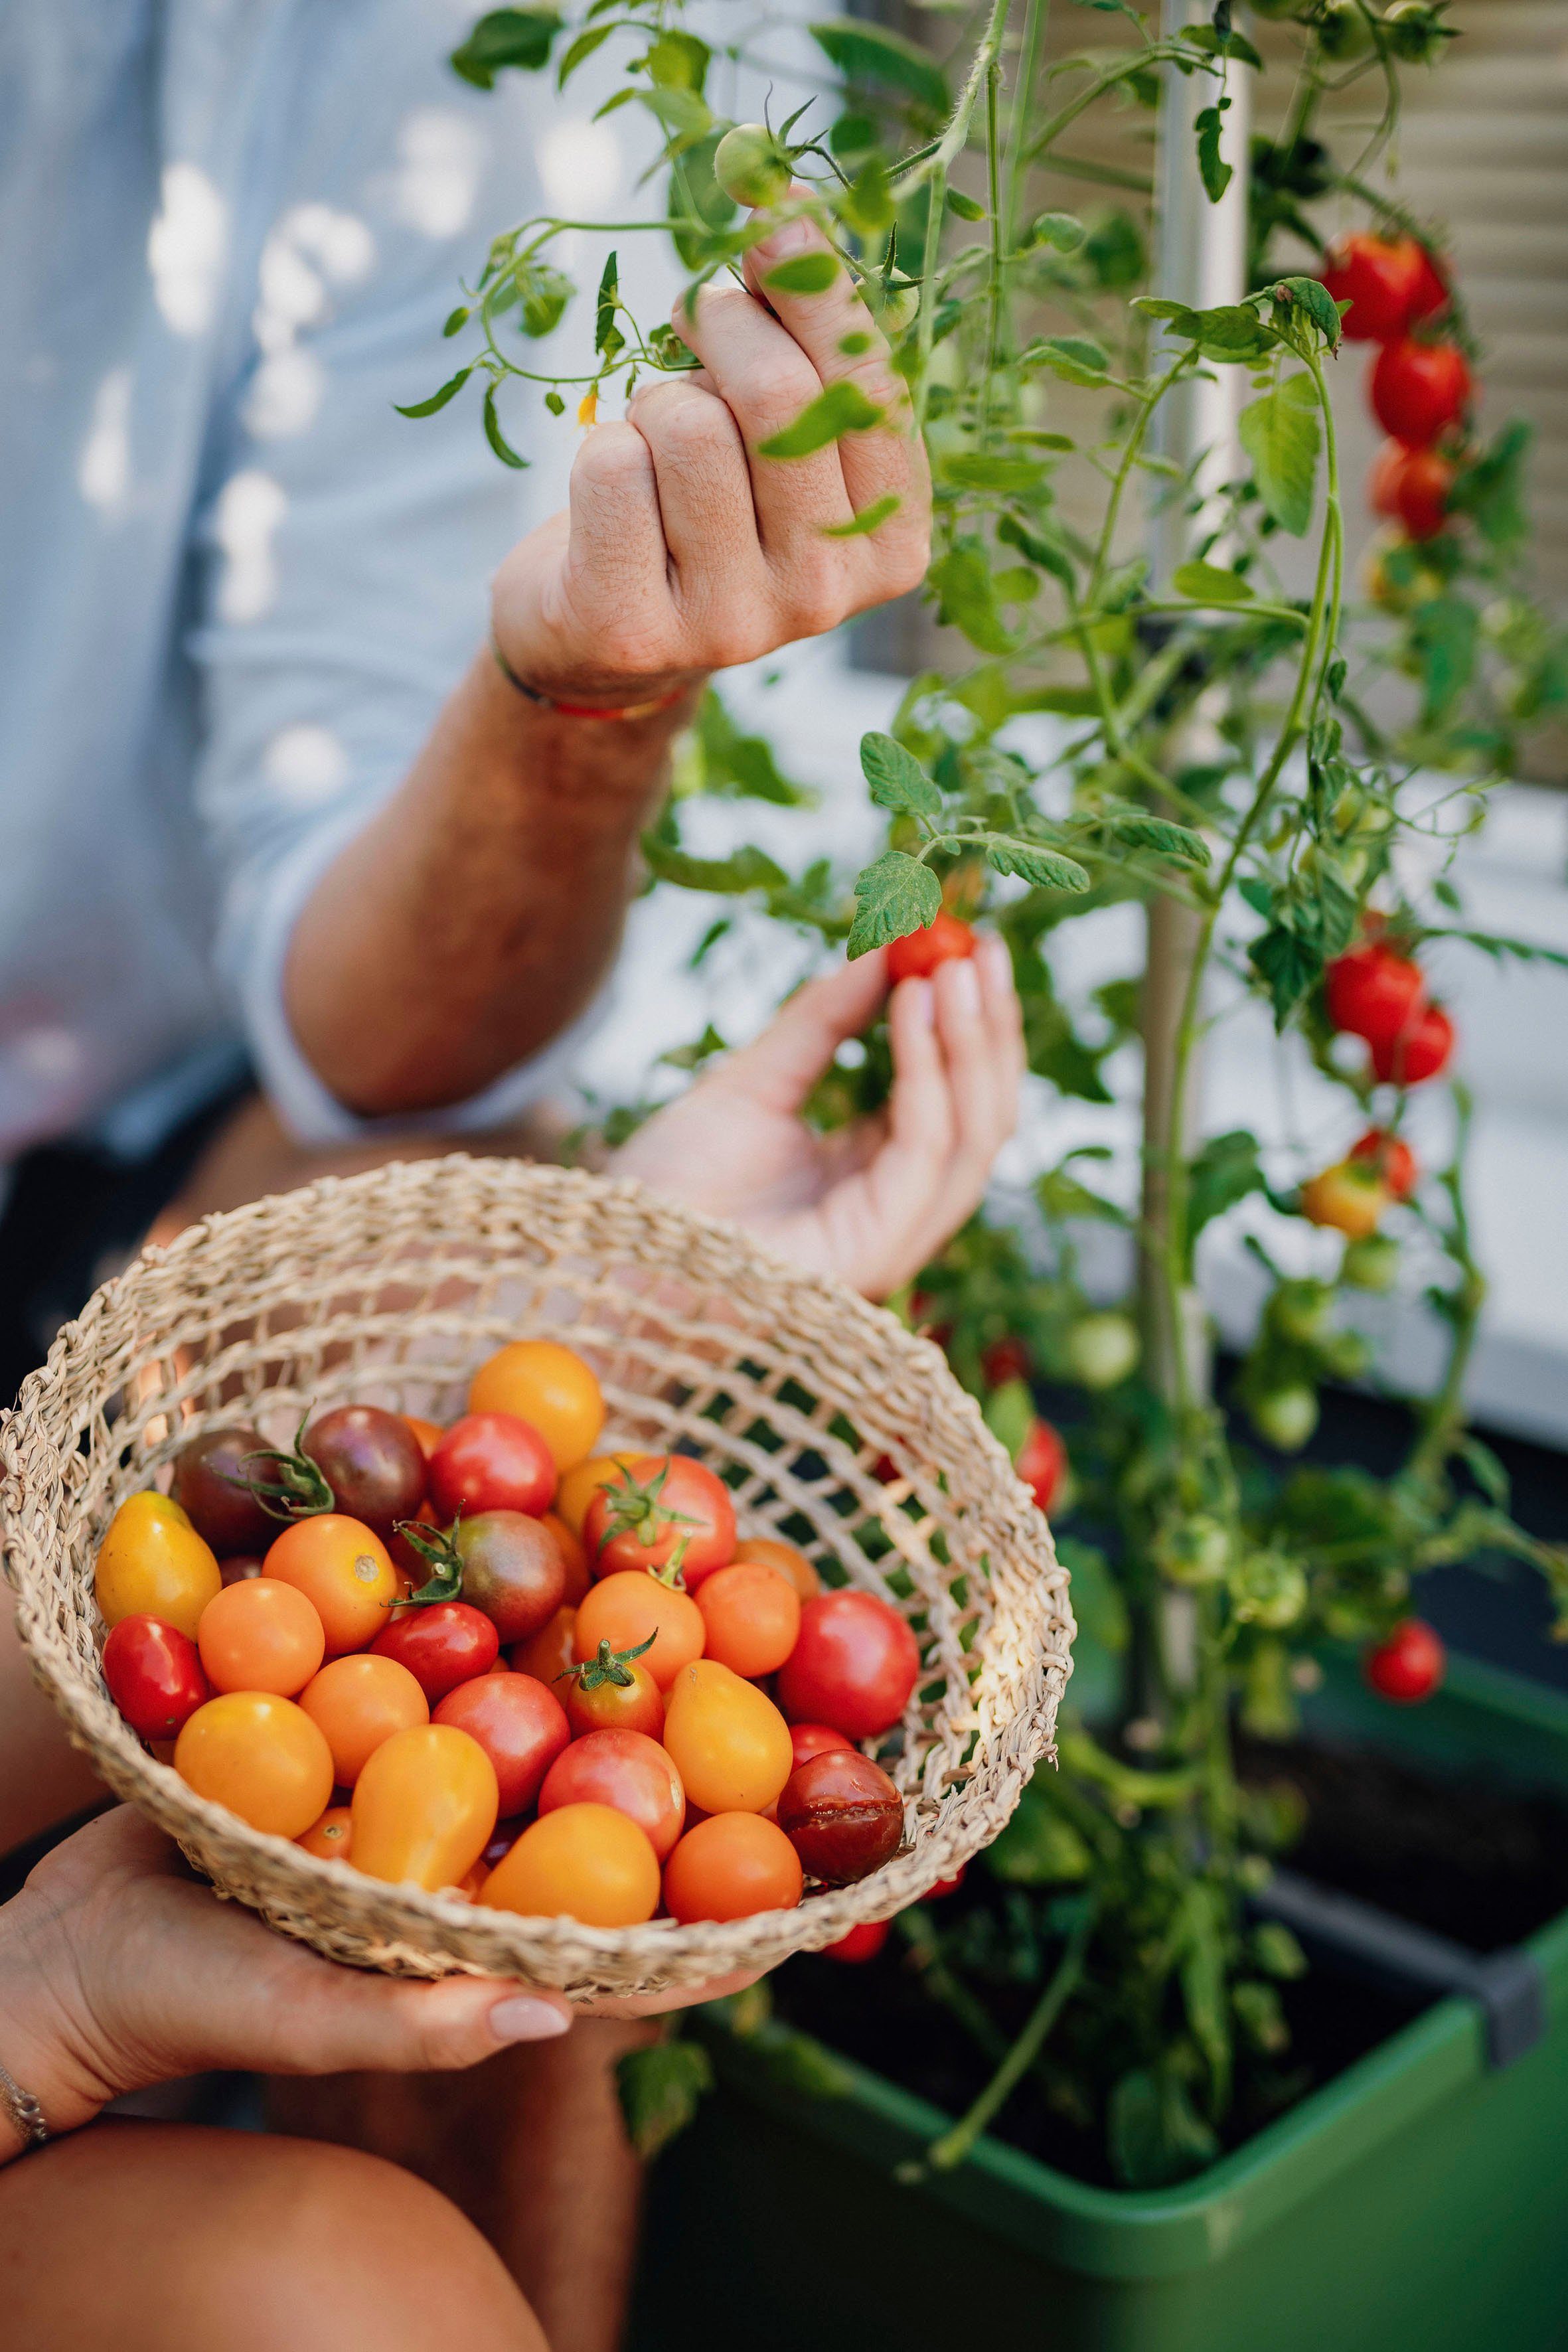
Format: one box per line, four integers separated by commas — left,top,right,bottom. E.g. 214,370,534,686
0,0,595,1160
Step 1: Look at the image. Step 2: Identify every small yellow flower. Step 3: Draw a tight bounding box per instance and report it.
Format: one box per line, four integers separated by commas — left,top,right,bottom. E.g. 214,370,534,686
577,386,598,427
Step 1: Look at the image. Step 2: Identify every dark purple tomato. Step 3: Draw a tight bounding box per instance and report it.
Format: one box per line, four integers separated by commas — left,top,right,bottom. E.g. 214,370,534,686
370,1601,500,1703
303,1406,427,1539
170,1427,275,1554
451,1511,566,1644
777,1748,904,1886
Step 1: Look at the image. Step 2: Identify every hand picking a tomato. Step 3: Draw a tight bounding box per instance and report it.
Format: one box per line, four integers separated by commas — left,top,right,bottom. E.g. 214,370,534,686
662,1659,795,1815
1324,942,1426,1052
777,1590,921,1741
558,1636,666,1738
95,1492,223,1642
539,1729,686,1861
694,1559,801,1679
264,1514,399,1656
1365,1617,1445,1703
1370,1000,1453,1085
298,1652,429,1784
789,1721,854,1771
1350,1127,1418,1200
370,1599,500,1701
1016,1417,1067,1514
196,1575,326,1697
170,1426,276,1555
1369,441,1452,542
175,1690,335,1838
351,1723,499,1892
554,1450,643,1537
512,1603,578,1686
433,1672,570,1815
732,1535,821,1603
467,1340,605,1472
778,1748,904,1885
583,1454,736,1586
480,1802,661,1926
1300,1160,1388,1241
297,1804,353,1861
102,1615,211,1741
886,911,978,985
821,1918,891,1963
574,1569,705,1691
1319,232,1426,342
428,1413,556,1522
1370,338,1470,447
662,1812,803,1923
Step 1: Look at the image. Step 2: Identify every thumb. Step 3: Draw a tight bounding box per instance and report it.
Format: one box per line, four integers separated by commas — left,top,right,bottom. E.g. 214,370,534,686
713,953,890,1115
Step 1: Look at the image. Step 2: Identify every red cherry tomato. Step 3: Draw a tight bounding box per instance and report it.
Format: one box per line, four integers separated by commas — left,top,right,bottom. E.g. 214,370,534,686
1324,944,1426,1052
1405,244,1450,329
1016,1417,1067,1514
789,1722,853,1771
428,1413,556,1522
1370,339,1470,448
776,1591,920,1742
1365,1618,1445,1703
583,1454,736,1586
980,1335,1032,1387
1318,232,1424,343
886,912,977,985
1370,1000,1453,1086
1369,441,1453,542
928,1866,967,1898
777,1748,904,1885
1350,1127,1418,1201
821,1918,891,1964
432,1672,570,1816
539,1729,686,1861
102,1614,211,1741
370,1601,500,1703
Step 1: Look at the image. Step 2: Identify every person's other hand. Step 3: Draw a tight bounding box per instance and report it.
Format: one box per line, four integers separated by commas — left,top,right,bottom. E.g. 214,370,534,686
611,939,1024,1300
489,200,930,708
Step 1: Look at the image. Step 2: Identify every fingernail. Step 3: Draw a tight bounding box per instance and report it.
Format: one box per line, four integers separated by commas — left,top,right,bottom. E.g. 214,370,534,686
489,1995,572,2044
977,935,1012,995
758,217,811,257
945,957,982,1014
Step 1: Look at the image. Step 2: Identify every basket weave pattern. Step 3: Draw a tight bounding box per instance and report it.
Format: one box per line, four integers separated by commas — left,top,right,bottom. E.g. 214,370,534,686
0,1158,1073,1999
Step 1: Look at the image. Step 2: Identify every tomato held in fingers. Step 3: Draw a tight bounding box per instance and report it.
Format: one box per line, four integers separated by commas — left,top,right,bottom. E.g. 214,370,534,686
1324,943,1426,1051
467,1340,605,1473
264,1514,398,1656
789,1721,853,1771
428,1413,556,1522
1318,232,1424,343
298,1652,429,1784
170,1426,276,1555
175,1691,335,1839
1370,1001,1453,1086
1016,1417,1067,1514
777,1591,921,1741
480,1802,661,1926
1370,339,1470,447
1369,441,1453,542
538,1729,686,1861
574,1571,704,1691
1365,1618,1445,1703
886,911,977,984
511,1604,578,1686
584,1455,736,1585
196,1575,325,1697
732,1536,821,1603
663,1812,803,1924
694,1560,801,1680
661,1660,795,1815
433,1672,570,1816
95,1492,223,1642
558,1638,666,1739
102,1615,211,1741
554,1451,643,1537
821,1919,891,1963
370,1600,500,1702
297,1804,353,1862
351,1723,499,1892
778,1748,905,1885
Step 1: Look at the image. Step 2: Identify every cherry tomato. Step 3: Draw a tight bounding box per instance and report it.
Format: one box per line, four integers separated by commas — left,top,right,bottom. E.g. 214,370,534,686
1405,244,1450,328
929,1866,967,1898
1350,1127,1418,1200
1324,943,1426,1052
1300,1160,1388,1241
1016,1417,1067,1514
732,1536,821,1603
433,1672,570,1816
95,1492,223,1642
299,1406,428,1539
662,1659,794,1815
1369,441,1453,542
584,1455,736,1587
778,1748,903,1885
480,1802,661,1926
404,1416,445,1458
370,1601,499,1702
1370,1000,1453,1085
694,1561,801,1680
467,1341,605,1473
102,1614,210,1741
776,1591,920,1741
539,1729,685,1861
1370,339,1470,448
574,1571,705,1691
1318,232,1425,343
1247,1384,1319,1453
544,1511,590,1606
663,1812,803,1923
410,1510,566,1643
886,912,977,985
196,1575,325,1697
170,1427,276,1554
558,1638,666,1739
351,1723,499,1892
296,1803,353,1861
298,1652,429,1784
264,1514,398,1656
511,1604,578,1686
981,1334,1032,1388
1365,1617,1445,1703
1065,1312,1139,1390
219,1553,266,1586
428,1413,556,1522
821,1919,891,1963
789,1721,853,1771
554,1451,643,1537
175,1691,335,1838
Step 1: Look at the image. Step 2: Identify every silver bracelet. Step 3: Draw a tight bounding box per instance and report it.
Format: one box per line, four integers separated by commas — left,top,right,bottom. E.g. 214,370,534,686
0,2055,48,2152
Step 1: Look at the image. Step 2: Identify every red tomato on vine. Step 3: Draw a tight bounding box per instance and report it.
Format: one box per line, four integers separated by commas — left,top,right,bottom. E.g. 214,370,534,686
1324,943,1426,1052
1370,1002,1454,1087
886,912,977,984
1350,1129,1418,1200
1320,232,1426,342
1365,1618,1445,1703
1369,441,1453,542
1370,339,1470,447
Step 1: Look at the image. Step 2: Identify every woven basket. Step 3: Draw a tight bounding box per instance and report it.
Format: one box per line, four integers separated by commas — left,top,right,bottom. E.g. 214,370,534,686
0,1156,1073,1999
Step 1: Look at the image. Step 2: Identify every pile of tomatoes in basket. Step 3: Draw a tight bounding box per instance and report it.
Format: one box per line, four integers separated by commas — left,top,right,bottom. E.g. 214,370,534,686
93,1341,923,1930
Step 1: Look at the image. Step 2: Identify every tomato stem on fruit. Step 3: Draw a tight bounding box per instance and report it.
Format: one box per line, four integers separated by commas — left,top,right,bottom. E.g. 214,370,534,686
390,1514,465,1606
230,1413,335,1522
558,1633,659,1691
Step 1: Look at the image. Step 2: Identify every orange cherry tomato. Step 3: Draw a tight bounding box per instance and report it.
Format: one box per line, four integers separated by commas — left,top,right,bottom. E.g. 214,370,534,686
554,1451,643,1538
559,1640,665,1739
175,1691,334,1838
479,1802,661,1926
543,1511,590,1606
694,1561,801,1679
404,1416,445,1459
733,1536,821,1603
298,1652,429,1784
95,1492,222,1642
263,1514,400,1657
467,1340,605,1473
511,1604,578,1686
574,1571,704,1692
297,1804,354,1861
661,1659,794,1815
351,1723,499,1893
663,1812,803,1923
196,1576,326,1697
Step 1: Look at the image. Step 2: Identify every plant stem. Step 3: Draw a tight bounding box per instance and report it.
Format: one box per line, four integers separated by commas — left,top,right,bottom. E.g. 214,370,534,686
908,1904,1095,2175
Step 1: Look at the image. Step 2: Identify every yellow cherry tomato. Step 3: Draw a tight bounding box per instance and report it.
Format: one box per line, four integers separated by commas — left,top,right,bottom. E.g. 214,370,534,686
467,1340,605,1472
175,1691,335,1838
661,1659,794,1815
1301,1160,1388,1241
351,1723,499,1893
96,1491,222,1640
479,1802,660,1926
554,1450,643,1537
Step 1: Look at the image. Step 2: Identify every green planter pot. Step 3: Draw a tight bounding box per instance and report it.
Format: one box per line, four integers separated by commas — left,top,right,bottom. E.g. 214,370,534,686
631,1656,1568,2352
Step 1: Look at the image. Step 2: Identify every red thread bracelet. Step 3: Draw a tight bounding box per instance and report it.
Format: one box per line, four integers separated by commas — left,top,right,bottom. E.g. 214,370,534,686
490,633,689,722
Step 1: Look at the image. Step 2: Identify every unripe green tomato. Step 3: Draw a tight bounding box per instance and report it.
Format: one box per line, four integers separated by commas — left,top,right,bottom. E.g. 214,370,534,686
1268,1279,1332,1347
713,125,793,210
1320,1326,1371,1381
1343,1233,1400,1292
1382,0,1447,61
1154,1514,1231,1589
1065,1312,1140,1391
1316,0,1374,60
1247,1383,1320,1453
1235,1550,1309,1632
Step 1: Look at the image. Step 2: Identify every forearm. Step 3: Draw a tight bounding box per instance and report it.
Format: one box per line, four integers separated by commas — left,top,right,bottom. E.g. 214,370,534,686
285,650,698,1119
0,1613,104,1861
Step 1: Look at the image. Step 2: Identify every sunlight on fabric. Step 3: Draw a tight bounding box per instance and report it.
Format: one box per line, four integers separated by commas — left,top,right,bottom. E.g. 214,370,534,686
388,110,485,238
147,162,226,336
262,724,351,807
214,471,287,623
537,118,625,220
78,368,133,512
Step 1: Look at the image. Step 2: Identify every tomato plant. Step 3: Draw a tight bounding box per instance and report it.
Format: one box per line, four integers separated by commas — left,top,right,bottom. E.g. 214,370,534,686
777,1592,919,1742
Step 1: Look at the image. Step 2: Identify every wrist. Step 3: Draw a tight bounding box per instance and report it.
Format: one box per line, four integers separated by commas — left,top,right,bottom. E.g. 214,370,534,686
487,613,707,724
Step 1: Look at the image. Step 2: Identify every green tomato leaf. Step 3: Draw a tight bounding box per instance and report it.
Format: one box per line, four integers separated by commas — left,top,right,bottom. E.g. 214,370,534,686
1028,335,1111,388
1103,813,1211,866
557,21,611,85
640,836,789,895
997,510,1075,590
930,539,1018,656
443,305,471,339
1194,104,1232,204
615,2039,714,2161
1267,274,1344,354
450,7,562,88
860,731,941,818
1249,921,1320,1030
482,382,528,468
808,20,951,119
645,28,709,91
757,378,884,459
821,492,902,539
987,840,1091,894
394,364,474,419
847,851,942,959
1171,559,1255,605
1239,373,1319,536
1188,1129,1265,1242
939,451,1052,497
1022,211,1085,253
945,187,988,222
1411,593,1479,724
513,260,574,339
763,252,840,296
594,250,621,358
841,157,894,237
